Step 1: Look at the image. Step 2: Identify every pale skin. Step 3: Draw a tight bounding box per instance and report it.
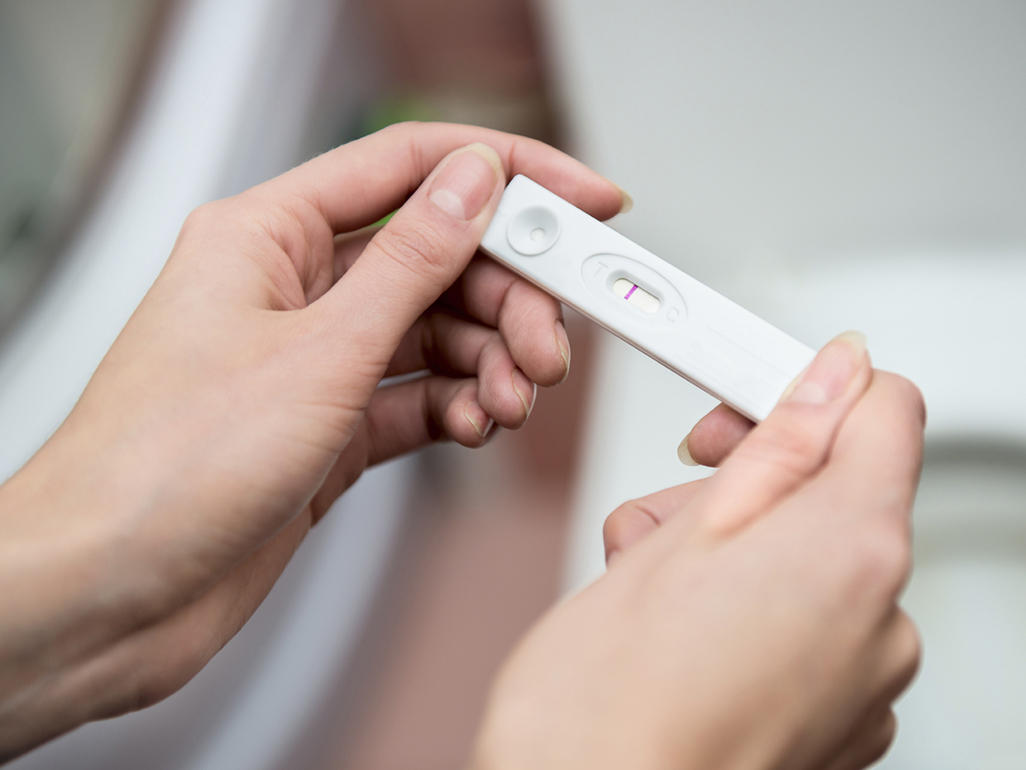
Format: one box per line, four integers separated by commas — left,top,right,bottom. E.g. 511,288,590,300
0,122,924,767
471,334,924,770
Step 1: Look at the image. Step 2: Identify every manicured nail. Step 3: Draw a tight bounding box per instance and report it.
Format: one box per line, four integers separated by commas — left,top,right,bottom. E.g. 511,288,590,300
787,331,868,405
615,184,634,214
511,370,537,419
677,433,699,466
554,322,571,383
464,403,494,438
428,143,503,221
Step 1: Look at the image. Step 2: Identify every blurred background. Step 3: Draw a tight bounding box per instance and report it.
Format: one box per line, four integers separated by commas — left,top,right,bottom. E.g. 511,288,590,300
0,0,1023,768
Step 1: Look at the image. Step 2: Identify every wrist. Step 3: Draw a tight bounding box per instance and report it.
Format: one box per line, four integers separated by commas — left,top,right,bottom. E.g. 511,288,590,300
467,696,685,770
467,653,788,770
1,414,187,626
0,429,141,755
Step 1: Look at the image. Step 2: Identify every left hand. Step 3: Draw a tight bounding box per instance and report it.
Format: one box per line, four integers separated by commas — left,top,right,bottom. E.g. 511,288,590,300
0,122,625,759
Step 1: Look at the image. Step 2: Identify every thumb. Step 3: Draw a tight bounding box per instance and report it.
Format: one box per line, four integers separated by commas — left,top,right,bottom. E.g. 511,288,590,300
686,331,873,537
318,142,505,370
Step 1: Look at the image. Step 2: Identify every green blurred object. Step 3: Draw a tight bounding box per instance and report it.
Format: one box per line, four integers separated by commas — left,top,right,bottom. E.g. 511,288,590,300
355,94,442,227
359,94,441,136
0,0,165,342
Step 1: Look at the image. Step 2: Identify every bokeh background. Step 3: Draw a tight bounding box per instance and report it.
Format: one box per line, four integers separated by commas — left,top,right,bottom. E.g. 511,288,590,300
1,1,1024,768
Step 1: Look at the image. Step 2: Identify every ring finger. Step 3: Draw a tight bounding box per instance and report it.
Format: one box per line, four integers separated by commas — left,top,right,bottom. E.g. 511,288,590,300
387,312,535,429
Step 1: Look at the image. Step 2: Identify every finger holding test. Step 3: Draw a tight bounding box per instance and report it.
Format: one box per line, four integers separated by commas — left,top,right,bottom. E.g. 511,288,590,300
335,229,570,388
441,256,570,386
268,121,626,235
312,143,507,379
384,311,494,377
793,370,926,533
679,403,755,467
682,332,873,537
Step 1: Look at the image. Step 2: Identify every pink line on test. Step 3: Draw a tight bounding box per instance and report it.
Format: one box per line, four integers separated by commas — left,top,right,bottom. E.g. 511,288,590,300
624,283,638,300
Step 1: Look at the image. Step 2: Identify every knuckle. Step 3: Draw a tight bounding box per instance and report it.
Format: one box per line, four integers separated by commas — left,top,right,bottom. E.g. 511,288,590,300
894,613,923,683
736,421,825,479
131,676,169,713
124,658,191,714
845,526,912,599
261,195,325,254
180,198,236,236
602,505,634,553
373,222,452,278
602,498,660,554
867,711,899,764
382,119,423,138
889,374,928,430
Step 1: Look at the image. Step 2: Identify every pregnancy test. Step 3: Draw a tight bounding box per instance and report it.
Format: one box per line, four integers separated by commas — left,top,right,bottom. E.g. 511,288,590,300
479,175,815,422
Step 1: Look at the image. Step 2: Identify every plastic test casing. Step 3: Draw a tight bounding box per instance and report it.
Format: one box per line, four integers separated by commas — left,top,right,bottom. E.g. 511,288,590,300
479,175,816,422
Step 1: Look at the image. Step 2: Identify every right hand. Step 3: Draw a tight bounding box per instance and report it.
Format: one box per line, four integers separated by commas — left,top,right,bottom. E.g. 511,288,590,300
471,333,925,770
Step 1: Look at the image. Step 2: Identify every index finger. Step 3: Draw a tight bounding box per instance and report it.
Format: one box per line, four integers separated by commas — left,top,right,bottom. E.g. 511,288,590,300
261,121,627,234
604,479,709,563
679,403,755,467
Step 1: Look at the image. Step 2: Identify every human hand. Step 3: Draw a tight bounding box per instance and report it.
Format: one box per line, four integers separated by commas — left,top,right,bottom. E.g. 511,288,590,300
471,333,924,770
0,122,625,758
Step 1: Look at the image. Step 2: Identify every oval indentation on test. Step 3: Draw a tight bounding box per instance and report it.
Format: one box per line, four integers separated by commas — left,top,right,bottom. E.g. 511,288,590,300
582,253,687,323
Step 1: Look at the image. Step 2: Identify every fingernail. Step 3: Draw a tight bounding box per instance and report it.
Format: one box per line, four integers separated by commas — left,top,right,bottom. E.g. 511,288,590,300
787,331,868,405
615,184,634,214
464,403,494,438
554,322,571,383
677,433,699,466
429,143,503,221
512,370,537,419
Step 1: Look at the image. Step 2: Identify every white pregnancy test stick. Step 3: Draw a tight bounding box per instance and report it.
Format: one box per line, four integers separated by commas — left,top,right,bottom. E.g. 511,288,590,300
479,175,816,422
